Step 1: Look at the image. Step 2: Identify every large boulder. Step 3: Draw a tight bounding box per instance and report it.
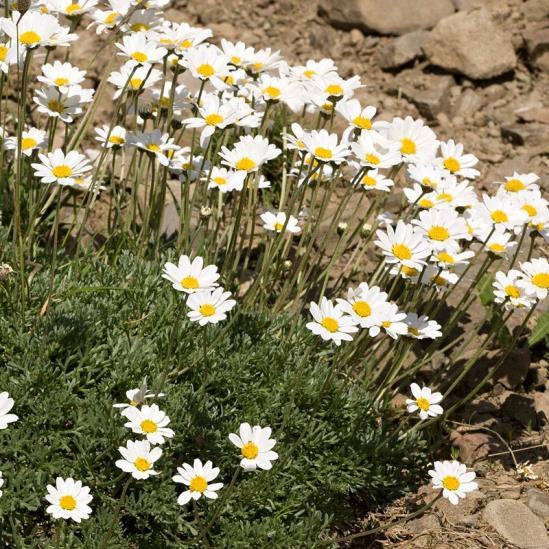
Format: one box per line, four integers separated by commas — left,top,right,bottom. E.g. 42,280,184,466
423,8,517,79
483,499,549,549
319,0,455,35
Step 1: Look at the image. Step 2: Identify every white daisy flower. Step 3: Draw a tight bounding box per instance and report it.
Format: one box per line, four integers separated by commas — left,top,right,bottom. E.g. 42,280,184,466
186,287,236,326
108,63,163,99
219,135,281,173
220,39,255,68
37,61,86,92
405,383,443,419
32,149,92,186
124,404,174,445
2,11,67,49
116,32,167,66
113,379,164,414
370,302,407,339
336,99,377,131
260,211,301,234
115,439,162,479
173,459,223,505
355,167,394,192
419,266,459,292
430,246,475,272
404,314,442,340
500,172,540,194
518,257,549,300
412,208,469,250
350,130,401,169
313,73,363,102
481,227,517,257
336,283,388,329
229,422,278,471
246,47,283,75
95,125,127,148
205,167,246,193
374,220,431,270
438,139,480,180
494,270,536,310
291,58,338,81
0,41,24,74
45,478,93,523
253,74,304,112
429,460,478,505
34,85,94,123
180,44,231,90
476,194,528,231
162,255,220,294
306,296,359,345
46,0,98,17
379,116,439,163
407,162,446,190
3,127,45,156
127,129,178,166
0,392,18,429
300,128,350,164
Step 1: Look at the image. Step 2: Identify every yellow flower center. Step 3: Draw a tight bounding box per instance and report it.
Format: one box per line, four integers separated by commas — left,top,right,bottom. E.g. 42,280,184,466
52,165,73,178
181,276,199,289
314,147,333,160
54,77,70,86
427,225,450,241
235,157,256,171
274,222,285,231
263,86,281,99
400,138,416,155
230,56,241,65
205,113,224,126
365,153,380,165
392,243,412,260
436,251,455,264
132,51,148,63
213,176,227,186
442,475,460,491
325,84,343,96
140,419,157,433
303,69,316,79
532,273,549,289
104,11,118,24
361,175,376,187
352,116,372,129
130,23,149,32
179,39,193,49
321,317,339,333
321,102,333,112
381,321,391,328
59,495,77,511
415,396,430,410
443,157,460,173
408,327,420,337
134,457,151,471
504,284,520,298
108,135,125,145
197,63,215,77
189,475,208,493
241,442,259,459
252,62,264,72
0,45,7,61
129,78,143,89
147,143,161,153
21,137,37,150
422,177,437,189
505,178,525,192
433,275,448,286
66,3,81,13
402,266,419,277
522,204,537,217
19,31,41,46
491,210,508,223
489,243,505,253
418,199,434,209
199,303,216,317
352,301,371,317
437,192,453,202
47,99,65,113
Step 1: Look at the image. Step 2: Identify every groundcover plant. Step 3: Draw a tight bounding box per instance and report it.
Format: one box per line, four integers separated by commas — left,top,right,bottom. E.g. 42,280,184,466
0,0,547,546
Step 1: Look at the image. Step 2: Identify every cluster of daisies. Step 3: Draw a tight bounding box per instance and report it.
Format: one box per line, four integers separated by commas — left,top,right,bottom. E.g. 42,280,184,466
162,255,236,325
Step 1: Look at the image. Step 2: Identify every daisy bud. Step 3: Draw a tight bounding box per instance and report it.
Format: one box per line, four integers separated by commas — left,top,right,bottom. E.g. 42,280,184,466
138,103,154,120
200,206,212,220
17,0,31,12
337,222,348,235
360,223,371,237
282,260,292,272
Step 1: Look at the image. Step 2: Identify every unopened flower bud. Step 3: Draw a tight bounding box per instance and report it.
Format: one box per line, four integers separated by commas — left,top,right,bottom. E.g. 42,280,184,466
282,260,292,272
16,0,31,12
360,223,372,237
200,206,212,220
0,264,14,280
337,222,348,235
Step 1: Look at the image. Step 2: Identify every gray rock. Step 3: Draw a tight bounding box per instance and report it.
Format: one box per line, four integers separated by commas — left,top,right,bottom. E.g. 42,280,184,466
451,0,486,9
527,489,549,520
501,393,536,427
379,30,429,69
394,70,455,121
524,0,549,22
533,391,549,426
502,123,549,150
452,88,484,118
523,27,549,60
423,8,517,79
483,499,549,549
318,0,455,36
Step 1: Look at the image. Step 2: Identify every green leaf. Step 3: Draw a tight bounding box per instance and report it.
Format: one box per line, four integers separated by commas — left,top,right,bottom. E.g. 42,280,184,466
478,274,495,307
529,311,549,347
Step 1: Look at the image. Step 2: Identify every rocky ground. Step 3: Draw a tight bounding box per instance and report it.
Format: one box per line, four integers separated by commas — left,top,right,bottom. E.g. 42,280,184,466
69,0,549,545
